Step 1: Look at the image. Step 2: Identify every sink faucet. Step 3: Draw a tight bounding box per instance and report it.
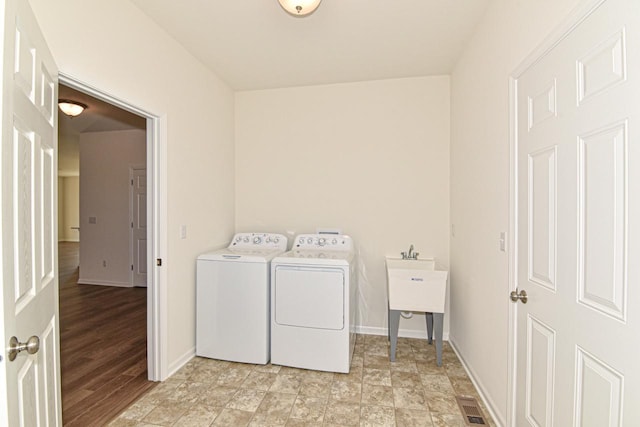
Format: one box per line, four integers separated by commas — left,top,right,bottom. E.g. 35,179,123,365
401,244,419,260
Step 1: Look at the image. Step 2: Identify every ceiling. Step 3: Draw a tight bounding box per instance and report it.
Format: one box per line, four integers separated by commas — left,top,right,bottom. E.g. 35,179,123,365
58,85,146,175
130,0,490,91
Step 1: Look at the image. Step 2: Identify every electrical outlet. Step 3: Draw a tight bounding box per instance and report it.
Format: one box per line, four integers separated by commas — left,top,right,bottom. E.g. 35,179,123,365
499,232,507,252
103,260,107,267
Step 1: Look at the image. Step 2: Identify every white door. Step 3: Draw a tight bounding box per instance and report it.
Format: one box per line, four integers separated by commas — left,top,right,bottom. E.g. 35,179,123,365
515,0,639,425
0,0,61,425
130,166,147,287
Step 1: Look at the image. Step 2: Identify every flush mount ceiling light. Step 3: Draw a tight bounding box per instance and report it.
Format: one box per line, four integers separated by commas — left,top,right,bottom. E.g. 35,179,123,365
278,0,322,17
58,100,87,117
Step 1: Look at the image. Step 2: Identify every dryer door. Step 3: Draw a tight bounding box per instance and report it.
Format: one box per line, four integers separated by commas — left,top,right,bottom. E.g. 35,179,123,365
274,266,345,330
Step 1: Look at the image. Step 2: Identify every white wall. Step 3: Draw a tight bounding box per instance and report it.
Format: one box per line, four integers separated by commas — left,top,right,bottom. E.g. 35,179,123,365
58,176,79,242
236,76,450,337
450,0,581,423
28,0,235,373
78,130,145,286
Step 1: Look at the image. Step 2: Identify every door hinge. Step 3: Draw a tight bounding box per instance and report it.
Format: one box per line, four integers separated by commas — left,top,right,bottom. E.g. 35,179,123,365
131,179,134,185
156,258,162,266
131,264,134,271
131,222,134,228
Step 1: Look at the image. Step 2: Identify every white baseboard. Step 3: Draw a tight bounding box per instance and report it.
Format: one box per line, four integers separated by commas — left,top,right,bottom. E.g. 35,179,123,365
355,325,450,341
58,238,80,242
76,278,132,287
449,336,504,427
167,346,196,379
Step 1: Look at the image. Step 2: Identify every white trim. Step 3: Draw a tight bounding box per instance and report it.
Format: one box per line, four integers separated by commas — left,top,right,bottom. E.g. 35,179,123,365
355,325,450,341
76,279,133,288
168,347,196,378
507,0,608,423
449,337,504,427
58,73,167,382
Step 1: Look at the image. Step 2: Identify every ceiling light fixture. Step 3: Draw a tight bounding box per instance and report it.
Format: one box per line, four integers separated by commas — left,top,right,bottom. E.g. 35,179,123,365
278,0,322,17
58,100,87,117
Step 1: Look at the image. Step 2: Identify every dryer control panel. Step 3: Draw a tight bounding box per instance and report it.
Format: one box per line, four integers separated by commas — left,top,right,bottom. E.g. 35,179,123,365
230,233,288,250
293,234,353,251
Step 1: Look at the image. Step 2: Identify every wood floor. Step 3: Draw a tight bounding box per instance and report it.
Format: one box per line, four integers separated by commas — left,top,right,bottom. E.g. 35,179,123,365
59,242,155,426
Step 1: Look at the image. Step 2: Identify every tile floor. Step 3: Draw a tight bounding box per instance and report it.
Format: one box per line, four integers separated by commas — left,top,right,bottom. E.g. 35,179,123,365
109,334,495,426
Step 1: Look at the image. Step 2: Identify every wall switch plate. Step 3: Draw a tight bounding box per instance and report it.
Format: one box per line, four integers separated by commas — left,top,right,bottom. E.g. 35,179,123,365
499,231,506,252
89,216,97,224
180,225,187,239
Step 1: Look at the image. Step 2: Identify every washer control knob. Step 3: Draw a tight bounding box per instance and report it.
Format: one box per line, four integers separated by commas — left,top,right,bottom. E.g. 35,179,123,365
299,237,305,244
253,236,262,244
307,238,313,244
318,238,326,246
273,237,279,243
332,238,338,245
235,236,242,242
243,237,250,243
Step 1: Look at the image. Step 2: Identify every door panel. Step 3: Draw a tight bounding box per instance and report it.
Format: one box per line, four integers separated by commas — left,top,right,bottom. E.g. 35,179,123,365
515,0,639,425
130,167,147,286
1,0,61,425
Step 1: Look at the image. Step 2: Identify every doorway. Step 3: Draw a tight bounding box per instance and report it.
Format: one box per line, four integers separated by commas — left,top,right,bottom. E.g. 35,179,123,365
57,78,161,423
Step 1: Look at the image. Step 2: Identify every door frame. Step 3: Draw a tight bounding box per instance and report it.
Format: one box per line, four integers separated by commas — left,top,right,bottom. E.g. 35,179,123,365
59,73,167,381
507,0,608,424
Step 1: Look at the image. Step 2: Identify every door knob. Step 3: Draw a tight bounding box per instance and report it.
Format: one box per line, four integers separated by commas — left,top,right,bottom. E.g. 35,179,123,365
510,289,528,304
8,336,40,361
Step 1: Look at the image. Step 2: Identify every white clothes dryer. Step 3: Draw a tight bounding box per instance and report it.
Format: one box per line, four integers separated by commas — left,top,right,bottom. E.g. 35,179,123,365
271,234,356,373
196,232,287,364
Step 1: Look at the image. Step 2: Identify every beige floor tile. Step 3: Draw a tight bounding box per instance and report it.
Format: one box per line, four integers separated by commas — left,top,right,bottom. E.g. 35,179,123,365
242,371,278,391
421,374,456,394
212,408,254,426
363,353,391,370
198,385,238,407
324,401,361,426
115,336,496,427
289,395,327,422
299,377,333,397
391,371,423,388
424,390,461,413
117,399,156,421
395,408,434,427
330,380,362,403
141,399,192,425
430,412,466,427
362,368,392,386
361,383,394,407
174,403,221,427
270,374,302,394
334,365,363,383
360,404,395,426
392,387,429,410
227,388,266,412
216,365,252,387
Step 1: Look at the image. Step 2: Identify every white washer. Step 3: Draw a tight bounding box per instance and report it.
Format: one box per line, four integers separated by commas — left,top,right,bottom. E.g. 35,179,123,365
271,234,356,373
196,232,287,364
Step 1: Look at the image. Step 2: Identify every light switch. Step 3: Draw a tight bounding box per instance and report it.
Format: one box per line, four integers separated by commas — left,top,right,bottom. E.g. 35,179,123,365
180,225,187,239
499,231,506,252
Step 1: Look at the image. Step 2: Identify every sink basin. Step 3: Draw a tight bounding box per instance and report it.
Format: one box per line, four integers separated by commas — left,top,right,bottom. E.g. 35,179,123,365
386,257,448,313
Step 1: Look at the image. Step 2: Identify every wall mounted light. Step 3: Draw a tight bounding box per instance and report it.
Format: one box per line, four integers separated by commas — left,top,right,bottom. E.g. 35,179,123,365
58,100,87,117
278,0,322,17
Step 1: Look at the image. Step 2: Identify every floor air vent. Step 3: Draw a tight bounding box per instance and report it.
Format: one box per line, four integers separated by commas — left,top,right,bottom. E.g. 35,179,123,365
456,395,487,425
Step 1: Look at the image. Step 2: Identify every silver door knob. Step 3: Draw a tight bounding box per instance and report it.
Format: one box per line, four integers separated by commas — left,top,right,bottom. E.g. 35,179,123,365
510,289,528,304
8,336,40,361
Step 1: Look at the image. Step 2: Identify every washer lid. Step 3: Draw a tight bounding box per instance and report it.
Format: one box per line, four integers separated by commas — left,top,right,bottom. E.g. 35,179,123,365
198,247,286,263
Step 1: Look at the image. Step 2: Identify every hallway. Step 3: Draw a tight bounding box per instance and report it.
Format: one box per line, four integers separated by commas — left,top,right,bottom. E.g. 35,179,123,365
59,242,155,425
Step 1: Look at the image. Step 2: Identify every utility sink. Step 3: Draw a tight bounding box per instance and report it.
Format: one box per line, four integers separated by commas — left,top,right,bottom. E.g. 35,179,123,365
386,258,448,313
